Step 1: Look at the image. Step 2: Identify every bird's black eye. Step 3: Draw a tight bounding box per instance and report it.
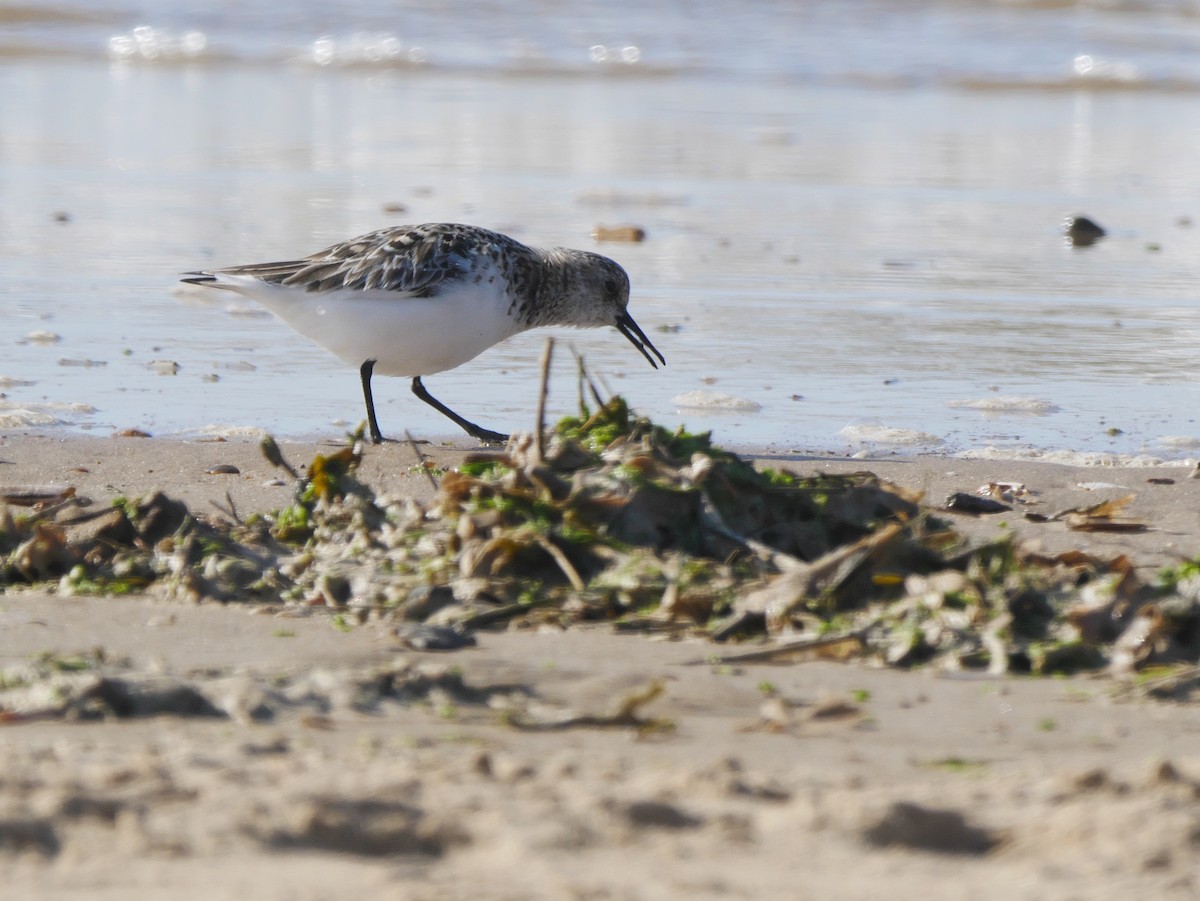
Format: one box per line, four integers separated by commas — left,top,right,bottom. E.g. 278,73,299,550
604,279,618,296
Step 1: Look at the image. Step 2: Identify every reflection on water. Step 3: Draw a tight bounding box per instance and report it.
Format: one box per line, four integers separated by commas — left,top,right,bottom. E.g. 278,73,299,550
3,4,1200,458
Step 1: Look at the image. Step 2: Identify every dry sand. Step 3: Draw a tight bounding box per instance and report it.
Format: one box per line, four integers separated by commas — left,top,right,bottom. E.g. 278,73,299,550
2,433,1199,899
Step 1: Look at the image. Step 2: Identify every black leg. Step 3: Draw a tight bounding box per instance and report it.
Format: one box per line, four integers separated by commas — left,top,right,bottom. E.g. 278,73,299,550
359,360,385,444
410,376,508,444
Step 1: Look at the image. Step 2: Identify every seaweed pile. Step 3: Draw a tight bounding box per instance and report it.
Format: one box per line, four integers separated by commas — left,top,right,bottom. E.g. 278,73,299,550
3,394,1200,681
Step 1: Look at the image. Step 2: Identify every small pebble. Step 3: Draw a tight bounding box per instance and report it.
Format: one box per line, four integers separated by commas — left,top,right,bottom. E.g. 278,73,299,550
592,224,646,243
1065,215,1106,247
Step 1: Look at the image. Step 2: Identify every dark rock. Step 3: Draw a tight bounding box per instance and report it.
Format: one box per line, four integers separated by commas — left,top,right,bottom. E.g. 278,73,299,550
1066,215,1106,247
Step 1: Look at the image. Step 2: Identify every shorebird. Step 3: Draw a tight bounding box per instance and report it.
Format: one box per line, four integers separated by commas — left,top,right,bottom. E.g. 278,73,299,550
183,223,665,443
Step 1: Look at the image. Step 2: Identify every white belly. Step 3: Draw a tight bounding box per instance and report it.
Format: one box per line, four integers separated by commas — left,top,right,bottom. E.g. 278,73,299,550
219,277,523,376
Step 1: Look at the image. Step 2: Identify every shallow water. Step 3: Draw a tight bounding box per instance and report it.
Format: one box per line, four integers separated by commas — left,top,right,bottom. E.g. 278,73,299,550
4,2,1200,459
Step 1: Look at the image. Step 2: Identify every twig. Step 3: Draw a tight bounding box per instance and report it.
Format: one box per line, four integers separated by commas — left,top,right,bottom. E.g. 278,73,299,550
209,490,242,524
570,344,606,411
18,496,85,524
535,337,555,461
686,632,867,666
699,494,807,573
571,347,609,410
532,532,586,591
404,430,439,491
1113,664,1200,700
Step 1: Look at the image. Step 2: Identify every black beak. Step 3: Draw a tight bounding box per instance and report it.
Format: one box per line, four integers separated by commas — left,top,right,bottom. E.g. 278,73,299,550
615,311,666,369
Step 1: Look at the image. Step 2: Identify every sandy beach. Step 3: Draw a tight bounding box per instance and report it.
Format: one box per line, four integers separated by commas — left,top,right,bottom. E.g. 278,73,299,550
6,3,1200,897
2,433,1199,899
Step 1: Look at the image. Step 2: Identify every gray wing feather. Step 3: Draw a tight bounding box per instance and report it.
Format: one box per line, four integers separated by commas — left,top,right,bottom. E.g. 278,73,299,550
199,224,520,297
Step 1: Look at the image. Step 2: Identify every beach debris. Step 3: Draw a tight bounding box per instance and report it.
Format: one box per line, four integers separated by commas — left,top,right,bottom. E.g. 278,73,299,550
0,485,76,507
1056,495,1148,533
205,464,240,475
1065,215,1106,247
502,679,672,733
942,493,1011,515
148,360,181,375
698,634,866,666
977,481,1032,505
1,358,1198,684
808,695,863,722
592,225,647,243
260,435,300,479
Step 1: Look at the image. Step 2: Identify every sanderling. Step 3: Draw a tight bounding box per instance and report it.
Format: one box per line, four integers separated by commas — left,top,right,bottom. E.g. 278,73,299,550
183,223,665,444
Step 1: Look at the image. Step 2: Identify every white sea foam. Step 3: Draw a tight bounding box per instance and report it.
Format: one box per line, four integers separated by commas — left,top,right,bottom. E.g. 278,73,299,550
190,425,271,439
958,445,1195,467
0,408,58,428
18,331,62,346
839,424,944,447
1158,435,1200,450
947,395,1060,416
672,391,762,411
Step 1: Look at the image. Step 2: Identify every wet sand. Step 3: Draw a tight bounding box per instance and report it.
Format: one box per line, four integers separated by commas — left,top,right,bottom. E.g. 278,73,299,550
2,434,1199,899
7,55,1200,455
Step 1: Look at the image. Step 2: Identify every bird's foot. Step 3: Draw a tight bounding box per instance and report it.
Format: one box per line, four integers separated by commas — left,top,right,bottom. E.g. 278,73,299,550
367,433,432,446
470,428,510,446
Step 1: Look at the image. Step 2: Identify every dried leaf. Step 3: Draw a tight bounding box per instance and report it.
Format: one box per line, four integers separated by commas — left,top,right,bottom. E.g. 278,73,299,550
0,485,76,506
1065,514,1147,533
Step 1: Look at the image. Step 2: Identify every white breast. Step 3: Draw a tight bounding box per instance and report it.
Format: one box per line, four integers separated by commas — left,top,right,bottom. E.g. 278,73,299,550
212,275,524,377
